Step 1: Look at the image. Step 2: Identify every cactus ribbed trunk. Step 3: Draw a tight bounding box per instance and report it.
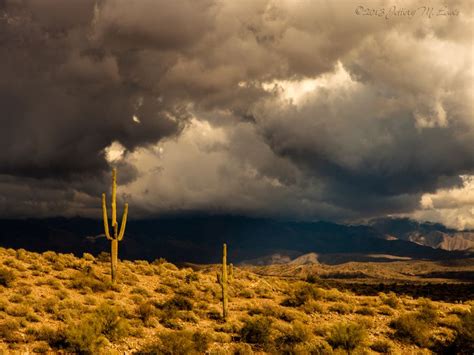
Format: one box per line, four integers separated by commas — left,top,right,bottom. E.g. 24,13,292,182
217,243,232,321
222,243,228,320
102,168,128,284
111,238,118,283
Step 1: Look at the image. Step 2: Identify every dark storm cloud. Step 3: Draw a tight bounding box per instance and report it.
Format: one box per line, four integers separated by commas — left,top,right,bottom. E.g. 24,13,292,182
0,0,194,180
0,0,473,221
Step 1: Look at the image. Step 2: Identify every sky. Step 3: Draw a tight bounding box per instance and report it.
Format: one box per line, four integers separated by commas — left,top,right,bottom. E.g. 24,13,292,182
0,0,473,229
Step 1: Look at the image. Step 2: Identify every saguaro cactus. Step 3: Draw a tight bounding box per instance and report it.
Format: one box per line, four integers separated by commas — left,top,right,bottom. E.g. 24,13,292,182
217,243,233,320
102,168,128,283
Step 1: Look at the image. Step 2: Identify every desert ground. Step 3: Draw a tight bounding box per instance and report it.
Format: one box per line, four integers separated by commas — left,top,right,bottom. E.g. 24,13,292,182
0,247,473,354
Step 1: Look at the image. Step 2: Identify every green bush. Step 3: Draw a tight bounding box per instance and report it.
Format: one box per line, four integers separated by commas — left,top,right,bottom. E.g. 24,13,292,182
0,268,15,287
327,322,366,352
240,316,273,345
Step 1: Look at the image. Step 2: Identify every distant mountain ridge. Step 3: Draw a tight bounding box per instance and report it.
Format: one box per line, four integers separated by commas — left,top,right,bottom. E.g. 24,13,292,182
0,216,471,265
369,218,474,251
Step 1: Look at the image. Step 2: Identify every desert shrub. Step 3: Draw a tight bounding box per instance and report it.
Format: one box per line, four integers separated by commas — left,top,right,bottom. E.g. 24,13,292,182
162,295,193,311
0,268,15,287
55,288,69,300
446,306,474,354
15,249,29,261
141,330,209,354
138,301,157,325
323,288,347,302
207,309,221,320
439,314,462,329
131,286,150,296
0,320,21,343
57,320,106,353
26,312,41,322
162,262,179,271
390,312,431,347
305,274,319,284
18,286,32,296
275,320,311,349
282,284,323,307
155,285,170,294
378,305,393,316
240,316,273,345
9,294,24,304
233,343,254,354
82,252,95,261
294,338,333,354
7,304,30,317
356,306,375,316
327,322,366,352
51,304,129,353
31,325,57,343
96,252,111,262
42,297,58,314
449,305,469,316
160,316,183,330
238,289,255,298
380,292,399,309
185,272,199,283
329,302,352,314
302,300,325,314
370,339,393,353
70,270,112,293
417,298,438,324
32,342,50,353
176,286,195,298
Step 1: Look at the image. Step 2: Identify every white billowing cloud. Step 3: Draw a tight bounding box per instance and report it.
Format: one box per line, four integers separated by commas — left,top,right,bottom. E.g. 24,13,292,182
105,141,126,162
119,116,350,220
410,175,474,229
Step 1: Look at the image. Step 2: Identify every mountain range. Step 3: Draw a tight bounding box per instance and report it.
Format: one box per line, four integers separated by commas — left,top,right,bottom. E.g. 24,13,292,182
0,216,472,265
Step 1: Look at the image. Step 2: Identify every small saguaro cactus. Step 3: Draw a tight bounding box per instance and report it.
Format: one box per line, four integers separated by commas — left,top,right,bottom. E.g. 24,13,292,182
217,243,233,320
102,168,128,283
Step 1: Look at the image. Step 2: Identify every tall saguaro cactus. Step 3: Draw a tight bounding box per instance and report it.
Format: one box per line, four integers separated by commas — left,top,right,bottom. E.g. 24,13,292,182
102,168,128,283
217,243,233,320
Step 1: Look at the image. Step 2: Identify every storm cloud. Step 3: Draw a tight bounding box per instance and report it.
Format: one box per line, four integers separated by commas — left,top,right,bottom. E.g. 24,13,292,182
0,0,473,226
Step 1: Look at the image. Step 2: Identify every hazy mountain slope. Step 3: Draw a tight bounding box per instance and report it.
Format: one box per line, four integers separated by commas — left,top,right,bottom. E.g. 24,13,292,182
370,218,474,251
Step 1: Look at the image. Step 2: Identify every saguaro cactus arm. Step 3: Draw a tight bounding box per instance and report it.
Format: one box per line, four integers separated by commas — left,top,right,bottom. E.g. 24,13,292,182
111,168,117,229
102,193,113,241
118,203,128,241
